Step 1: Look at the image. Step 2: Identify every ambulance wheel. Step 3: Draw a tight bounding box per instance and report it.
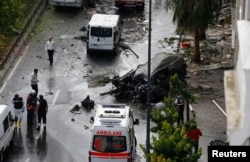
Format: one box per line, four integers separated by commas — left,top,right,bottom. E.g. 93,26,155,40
0,149,4,162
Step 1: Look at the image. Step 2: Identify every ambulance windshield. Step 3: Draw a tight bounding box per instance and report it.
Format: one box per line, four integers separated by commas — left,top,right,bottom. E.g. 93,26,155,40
93,135,127,153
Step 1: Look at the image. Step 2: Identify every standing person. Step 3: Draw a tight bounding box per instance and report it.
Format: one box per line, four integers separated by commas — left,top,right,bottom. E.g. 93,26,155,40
31,68,39,97
187,123,202,153
12,94,24,127
45,36,55,67
37,95,48,131
174,94,185,125
26,90,38,126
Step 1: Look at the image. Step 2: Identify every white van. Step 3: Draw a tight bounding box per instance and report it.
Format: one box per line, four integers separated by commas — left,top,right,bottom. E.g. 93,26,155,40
0,105,14,162
86,14,123,55
89,104,139,162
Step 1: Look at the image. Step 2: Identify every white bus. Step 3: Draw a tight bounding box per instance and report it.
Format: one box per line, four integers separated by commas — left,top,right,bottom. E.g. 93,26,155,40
49,0,85,8
86,14,123,55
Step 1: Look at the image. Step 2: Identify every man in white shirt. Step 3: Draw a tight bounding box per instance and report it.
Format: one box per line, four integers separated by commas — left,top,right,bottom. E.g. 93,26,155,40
31,68,39,97
45,36,55,66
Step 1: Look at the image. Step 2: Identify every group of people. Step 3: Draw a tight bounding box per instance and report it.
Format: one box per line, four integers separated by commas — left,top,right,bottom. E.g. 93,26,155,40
13,69,48,131
12,36,54,130
174,94,202,153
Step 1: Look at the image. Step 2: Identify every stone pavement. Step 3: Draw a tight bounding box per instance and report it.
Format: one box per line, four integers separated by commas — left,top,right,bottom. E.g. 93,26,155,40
187,69,228,162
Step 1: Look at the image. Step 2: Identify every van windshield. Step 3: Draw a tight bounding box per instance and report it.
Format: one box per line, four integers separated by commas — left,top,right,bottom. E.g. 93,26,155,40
91,27,112,37
93,135,127,153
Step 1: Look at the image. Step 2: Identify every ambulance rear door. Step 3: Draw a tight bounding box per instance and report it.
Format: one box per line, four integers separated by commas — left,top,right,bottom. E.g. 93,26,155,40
89,128,129,162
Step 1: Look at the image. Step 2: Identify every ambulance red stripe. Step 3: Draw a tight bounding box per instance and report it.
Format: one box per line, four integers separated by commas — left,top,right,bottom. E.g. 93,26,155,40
89,151,130,159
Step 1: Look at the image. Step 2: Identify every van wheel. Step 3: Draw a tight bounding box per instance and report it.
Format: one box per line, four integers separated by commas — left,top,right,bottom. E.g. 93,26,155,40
87,49,91,55
135,137,137,147
0,150,4,162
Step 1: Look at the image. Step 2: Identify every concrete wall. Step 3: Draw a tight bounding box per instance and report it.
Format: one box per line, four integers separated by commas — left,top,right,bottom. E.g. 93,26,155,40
226,20,250,145
225,0,250,145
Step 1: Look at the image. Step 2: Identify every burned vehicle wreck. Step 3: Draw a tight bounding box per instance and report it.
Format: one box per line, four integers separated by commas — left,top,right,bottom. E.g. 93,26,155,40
101,52,187,104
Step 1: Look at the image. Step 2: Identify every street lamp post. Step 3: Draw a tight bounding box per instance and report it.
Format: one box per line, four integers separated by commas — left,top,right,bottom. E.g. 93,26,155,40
146,0,152,162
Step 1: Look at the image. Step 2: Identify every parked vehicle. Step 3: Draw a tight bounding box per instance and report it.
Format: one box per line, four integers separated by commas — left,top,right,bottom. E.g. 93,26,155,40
0,105,14,162
86,14,123,55
89,104,139,162
115,0,145,10
49,0,84,8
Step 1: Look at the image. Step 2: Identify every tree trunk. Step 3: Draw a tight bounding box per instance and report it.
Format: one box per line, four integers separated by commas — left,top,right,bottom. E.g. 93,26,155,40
199,28,206,40
193,29,201,63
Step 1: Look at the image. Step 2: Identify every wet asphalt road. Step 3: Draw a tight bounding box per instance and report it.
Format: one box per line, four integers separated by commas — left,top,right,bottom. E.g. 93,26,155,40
1,1,176,161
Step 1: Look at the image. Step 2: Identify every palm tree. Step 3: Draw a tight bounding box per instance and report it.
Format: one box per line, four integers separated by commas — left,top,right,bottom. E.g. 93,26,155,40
165,0,222,63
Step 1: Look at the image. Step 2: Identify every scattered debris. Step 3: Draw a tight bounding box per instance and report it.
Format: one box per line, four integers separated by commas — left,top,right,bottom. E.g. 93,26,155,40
101,52,187,103
81,95,95,109
70,104,82,114
120,43,139,58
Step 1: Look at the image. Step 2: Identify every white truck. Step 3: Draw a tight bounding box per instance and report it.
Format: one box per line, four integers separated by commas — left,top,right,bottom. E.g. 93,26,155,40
86,14,123,55
89,104,139,162
0,105,14,162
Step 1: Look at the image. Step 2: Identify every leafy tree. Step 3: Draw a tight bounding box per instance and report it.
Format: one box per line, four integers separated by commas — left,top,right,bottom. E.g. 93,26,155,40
141,74,201,162
0,0,20,34
169,74,196,104
165,0,222,63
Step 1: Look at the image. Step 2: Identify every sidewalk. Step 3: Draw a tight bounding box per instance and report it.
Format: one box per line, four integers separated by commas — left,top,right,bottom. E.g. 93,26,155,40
187,69,227,162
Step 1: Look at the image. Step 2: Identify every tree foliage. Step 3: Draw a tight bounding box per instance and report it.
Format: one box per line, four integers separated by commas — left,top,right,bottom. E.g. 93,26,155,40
141,74,201,162
165,0,222,63
0,0,20,34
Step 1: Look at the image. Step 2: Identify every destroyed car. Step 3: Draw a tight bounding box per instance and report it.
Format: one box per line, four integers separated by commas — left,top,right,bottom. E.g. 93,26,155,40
101,52,187,103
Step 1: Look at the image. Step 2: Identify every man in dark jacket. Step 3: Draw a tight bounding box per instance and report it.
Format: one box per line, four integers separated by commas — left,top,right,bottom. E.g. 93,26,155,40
12,94,24,127
37,95,48,131
26,90,38,125
174,94,185,125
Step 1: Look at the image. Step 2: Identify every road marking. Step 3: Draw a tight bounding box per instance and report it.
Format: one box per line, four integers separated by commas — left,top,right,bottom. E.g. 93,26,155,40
51,90,60,106
0,45,28,93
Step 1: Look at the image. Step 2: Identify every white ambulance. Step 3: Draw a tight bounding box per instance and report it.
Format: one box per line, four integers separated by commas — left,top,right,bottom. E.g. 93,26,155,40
86,14,123,55
89,104,139,162
0,105,14,162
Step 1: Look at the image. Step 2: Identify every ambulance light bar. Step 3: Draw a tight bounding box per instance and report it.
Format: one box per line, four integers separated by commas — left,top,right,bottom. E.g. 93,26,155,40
102,104,126,108
99,119,122,125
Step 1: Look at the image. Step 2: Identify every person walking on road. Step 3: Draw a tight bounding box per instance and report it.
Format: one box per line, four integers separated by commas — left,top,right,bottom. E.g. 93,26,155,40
31,68,39,97
26,90,38,126
174,94,185,125
12,94,24,127
187,123,202,153
45,36,55,67
37,95,48,131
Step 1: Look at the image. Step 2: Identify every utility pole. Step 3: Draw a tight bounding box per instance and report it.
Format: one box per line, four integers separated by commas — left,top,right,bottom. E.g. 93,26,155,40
146,0,152,162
